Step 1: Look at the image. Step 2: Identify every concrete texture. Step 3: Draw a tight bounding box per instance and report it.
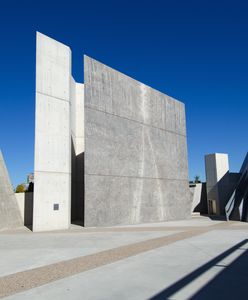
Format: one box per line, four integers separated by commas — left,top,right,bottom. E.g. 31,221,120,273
217,172,240,215
32,33,191,230
84,56,191,226
0,231,175,278
15,193,33,226
1,216,248,300
0,151,23,231
33,32,72,232
205,153,229,215
190,183,208,214
205,153,240,216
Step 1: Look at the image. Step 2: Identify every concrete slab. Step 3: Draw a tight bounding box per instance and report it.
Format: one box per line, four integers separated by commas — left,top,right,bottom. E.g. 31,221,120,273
84,55,191,227
117,215,224,227
2,224,247,300
0,230,177,277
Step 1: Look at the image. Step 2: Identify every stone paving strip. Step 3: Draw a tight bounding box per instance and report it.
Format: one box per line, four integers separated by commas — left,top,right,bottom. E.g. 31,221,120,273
0,222,232,298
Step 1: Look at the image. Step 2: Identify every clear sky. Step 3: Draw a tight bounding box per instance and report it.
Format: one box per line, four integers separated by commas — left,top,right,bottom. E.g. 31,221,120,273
0,0,247,187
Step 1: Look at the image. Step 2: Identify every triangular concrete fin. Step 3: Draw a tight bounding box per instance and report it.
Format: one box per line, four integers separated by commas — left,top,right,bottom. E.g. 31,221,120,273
0,150,23,231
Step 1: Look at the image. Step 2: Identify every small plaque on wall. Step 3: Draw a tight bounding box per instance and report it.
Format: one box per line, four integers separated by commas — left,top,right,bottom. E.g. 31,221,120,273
54,204,59,210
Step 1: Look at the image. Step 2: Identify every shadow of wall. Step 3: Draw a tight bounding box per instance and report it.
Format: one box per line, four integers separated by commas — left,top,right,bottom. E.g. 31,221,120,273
150,239,248,300
193,183,208,214
218,172,241,215
207,172,240,216
230,170,248,221
241,193,248,222
24,192,33,229
71,140,84,224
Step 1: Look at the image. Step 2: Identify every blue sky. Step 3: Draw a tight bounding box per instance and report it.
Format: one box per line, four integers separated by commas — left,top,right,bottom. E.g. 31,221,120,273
0,0,247,186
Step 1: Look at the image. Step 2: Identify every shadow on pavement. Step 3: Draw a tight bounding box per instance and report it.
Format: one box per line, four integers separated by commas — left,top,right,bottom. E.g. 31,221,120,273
150,239,248,300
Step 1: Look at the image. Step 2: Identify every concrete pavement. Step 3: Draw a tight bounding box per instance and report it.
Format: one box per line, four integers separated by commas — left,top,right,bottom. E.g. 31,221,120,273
0,215,248,299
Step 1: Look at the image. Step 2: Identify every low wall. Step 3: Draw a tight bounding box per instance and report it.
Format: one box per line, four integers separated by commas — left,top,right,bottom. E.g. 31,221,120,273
190,183,208,214
15,192,33,226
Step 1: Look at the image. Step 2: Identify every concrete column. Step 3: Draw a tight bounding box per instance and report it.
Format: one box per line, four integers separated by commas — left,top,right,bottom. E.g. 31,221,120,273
33,32,72,232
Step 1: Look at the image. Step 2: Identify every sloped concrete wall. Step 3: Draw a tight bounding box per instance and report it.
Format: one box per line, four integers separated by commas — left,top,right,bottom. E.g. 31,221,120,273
190,183,208,214
33,32,72,232
0,151,23,230
84,56,191,226
190,184,202,213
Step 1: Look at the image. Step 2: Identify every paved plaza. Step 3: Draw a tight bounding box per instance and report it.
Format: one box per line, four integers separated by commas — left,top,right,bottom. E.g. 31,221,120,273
0,215,248,299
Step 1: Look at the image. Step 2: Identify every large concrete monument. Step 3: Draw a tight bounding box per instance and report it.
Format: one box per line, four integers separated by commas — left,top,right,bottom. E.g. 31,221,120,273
84,56,190,226
33,32,191,231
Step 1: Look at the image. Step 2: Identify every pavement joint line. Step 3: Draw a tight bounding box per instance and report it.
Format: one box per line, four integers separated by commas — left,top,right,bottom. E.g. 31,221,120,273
0,221,231,298
2,222,241,235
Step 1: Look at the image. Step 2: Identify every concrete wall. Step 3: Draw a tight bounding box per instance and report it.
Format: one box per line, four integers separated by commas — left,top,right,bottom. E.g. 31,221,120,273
0,151,23,231
33,33,191,229
15,192,33,226
71,78,84,222
84,56,191,226
33,32,72,232
205,154,228,189
190,183,208,214
205,153,230,215
225,153,248,221
218,172,240,215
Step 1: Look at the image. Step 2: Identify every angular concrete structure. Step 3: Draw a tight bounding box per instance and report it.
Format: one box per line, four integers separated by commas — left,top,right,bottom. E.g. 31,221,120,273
84,56,190,226
190,183,207,214
205,153,240,216
0,151,23,231
225,152,248,221
33,32,191,231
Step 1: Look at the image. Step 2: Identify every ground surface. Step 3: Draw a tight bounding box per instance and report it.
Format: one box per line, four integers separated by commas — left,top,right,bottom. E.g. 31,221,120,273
0,215,247,299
